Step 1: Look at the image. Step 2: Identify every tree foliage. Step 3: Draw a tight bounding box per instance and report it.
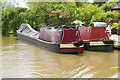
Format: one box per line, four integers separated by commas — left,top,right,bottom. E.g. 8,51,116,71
76,3,101,24
100,2,117,12
2,1,119,36
91,11,119,22
2,7,28,36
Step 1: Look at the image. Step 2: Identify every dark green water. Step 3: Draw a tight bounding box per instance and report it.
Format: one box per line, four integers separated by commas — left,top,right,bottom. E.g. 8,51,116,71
1,37,118,78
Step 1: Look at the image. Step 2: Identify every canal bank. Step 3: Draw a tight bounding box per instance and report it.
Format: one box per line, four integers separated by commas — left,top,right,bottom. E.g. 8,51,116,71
110,34,120,49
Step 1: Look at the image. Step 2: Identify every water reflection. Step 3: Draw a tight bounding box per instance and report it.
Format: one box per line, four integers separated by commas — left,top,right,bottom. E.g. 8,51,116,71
2,37,118,78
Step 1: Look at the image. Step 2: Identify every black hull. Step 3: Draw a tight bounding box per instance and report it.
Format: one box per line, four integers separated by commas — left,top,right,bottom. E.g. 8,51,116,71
17,33,60,52
17,24,84,53
84,45,114,52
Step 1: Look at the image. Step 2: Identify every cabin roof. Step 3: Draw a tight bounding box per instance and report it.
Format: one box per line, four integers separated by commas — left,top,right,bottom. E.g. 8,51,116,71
92,22,106,24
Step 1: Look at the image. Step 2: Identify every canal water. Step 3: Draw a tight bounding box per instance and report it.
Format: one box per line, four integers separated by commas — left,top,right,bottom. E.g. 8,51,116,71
2,37,118,78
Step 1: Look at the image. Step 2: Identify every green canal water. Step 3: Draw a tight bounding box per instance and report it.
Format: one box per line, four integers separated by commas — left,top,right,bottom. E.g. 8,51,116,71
1,37,119,78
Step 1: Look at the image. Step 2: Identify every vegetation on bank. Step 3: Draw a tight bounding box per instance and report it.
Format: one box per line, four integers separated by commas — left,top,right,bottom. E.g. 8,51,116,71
1,1,120,36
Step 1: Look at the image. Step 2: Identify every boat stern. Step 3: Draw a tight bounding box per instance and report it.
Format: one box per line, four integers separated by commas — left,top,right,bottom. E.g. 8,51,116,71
84,40,114,52
60,44,84,53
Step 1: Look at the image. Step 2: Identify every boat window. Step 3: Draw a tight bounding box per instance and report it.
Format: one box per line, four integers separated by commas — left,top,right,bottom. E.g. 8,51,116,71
95,24,107,27
71,26,76,29
65,27,70,29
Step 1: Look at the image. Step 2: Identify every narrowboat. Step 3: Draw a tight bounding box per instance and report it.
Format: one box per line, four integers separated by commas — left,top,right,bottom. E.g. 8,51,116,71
17,24,84,53
78,26,114,51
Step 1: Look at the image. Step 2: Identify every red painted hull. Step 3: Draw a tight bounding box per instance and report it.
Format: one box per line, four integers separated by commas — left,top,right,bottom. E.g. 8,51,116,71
60,47,84,53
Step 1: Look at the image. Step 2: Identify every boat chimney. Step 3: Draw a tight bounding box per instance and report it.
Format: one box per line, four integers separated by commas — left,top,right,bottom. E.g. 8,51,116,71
59,16,62,27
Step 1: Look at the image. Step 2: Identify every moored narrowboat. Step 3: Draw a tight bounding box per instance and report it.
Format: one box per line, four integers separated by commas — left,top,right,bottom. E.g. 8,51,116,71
17,24,84,53
17,23,114,53
78,26,114,51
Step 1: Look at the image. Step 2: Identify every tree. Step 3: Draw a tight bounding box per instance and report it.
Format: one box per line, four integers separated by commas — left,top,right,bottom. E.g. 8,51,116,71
2,7,28,36
75,3,101,24
2,1,119,36
26,2,52,26
91,11,119,22
100,2,117,12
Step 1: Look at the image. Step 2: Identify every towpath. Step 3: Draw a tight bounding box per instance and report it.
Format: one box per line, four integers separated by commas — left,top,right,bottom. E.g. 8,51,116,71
110,34,120,49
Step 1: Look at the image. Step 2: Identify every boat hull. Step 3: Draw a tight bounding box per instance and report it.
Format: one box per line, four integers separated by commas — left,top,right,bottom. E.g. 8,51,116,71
17,33,60,52
84,45,113,52
17,33,83,53
17,23,84,53
83,41,114,52
60,47,83,53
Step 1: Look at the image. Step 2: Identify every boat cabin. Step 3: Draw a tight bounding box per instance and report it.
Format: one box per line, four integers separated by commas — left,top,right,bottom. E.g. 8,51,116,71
38,25,108,44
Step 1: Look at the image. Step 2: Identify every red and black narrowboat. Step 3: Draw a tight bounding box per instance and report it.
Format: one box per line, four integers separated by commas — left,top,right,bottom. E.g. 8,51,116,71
78,26,114,51
17,24,84,53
